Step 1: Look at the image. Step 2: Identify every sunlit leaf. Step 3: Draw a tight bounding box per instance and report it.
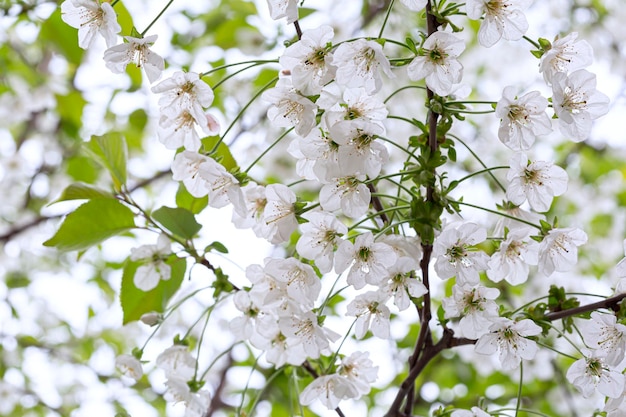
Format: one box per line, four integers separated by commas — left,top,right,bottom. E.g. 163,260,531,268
86,134,128,191
152,206,202,240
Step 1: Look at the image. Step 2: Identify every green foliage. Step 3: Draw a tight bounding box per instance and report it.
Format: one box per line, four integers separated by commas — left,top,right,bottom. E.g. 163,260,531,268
43,199,136,252
85,134,128,191
120,255,187,324
152,206,202,240
50,183,115,204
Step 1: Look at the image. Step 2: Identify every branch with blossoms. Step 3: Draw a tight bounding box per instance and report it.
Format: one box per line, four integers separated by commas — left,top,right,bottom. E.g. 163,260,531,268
44,0,626,416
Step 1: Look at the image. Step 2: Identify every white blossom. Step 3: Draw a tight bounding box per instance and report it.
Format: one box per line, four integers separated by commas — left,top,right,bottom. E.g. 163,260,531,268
381,257,428,311
279,25,336,95
537,227,587,276
451,407,491,417
156,345,197,380
61,0,121,48
262,77,318,137
495,87,552,150
399,0,427,11
566,351,625,398
262,183,299,244
442,284,500,339
278,311,340,358
151,71,214,117
338,351,378,395
579,312,626,367
299,374,359,410
433,222,490,286
103,34,164,83
539,32,594,85
475,318,542,370
407,30,465,96
335,232,398,290
319,175,371,219
487,227,539,285
266,0,298,24
171,151,212,198
506,152,568,213
263,257,321,310
115,354,143,381
346,291,392,339
552,69,610,142
296,211,347,273
332,39,394,94
130,233,171,292
465,0,531,48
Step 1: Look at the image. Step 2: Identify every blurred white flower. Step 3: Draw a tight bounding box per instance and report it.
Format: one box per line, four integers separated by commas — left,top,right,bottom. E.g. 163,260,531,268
266,0,298,23
465,0,531,47
262,183,299,244
156,345,196,380
296,211,347,273
130,233,171,291
338,351,378,395
115,354,143,381
262,77,318,137
399,0,427,11
487,227,539,285
299,374,358,410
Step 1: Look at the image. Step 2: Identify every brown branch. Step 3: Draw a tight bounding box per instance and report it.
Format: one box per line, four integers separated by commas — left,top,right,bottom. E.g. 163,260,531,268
0,214,63,244
544,292,626,322
204,353,234,417
367,183,390,225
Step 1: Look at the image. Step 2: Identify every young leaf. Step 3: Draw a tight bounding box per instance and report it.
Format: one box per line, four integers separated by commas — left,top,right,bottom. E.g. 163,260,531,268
152,206,202,240
49,183,114,205
120,256,186,324
43,199,136,252
86,134,128,191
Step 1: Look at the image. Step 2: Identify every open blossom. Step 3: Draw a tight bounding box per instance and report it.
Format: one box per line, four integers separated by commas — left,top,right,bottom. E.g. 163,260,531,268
279,25,336,95
552,69,610,142
579,312,626,367
330,120,389,179
262,77,318,137
61,0,121,48
433,222,490,286
346,291,392,339
103,34,164,83
495,87,552,150
487,227,539,285
566,351,625,398
381,257,428,311
506,152,568,212
322,86,389,131
151,71,214,120
475,318,542,370
266,0,298,23
451,407,491,417
407,30,465,96
171,151,212,197
335,232,398,290
263,257,321,310
130,233,171,291
296,211,347,273
157,111,219,151
115,354,143,381
465,0,531,47
164,375,212,417
263,183,298,244
278,311,340,358
332,39,394,94
156,345,196,380
338,351,378,395
442,284,500,339
538,227,587,276
539,32,594,85
319,175,371,219
299,374,359,410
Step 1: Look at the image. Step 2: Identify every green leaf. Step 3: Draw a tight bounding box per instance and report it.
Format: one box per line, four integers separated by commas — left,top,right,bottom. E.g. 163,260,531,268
86,134,128,191
176,183,209,214
49,183,114,205
120,256,186,324
205,241,229,254
201,136,238,171
152,206,202,240
43,199,136,252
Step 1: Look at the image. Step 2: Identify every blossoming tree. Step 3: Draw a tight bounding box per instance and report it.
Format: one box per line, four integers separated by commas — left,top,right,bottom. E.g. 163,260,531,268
3,0,626,416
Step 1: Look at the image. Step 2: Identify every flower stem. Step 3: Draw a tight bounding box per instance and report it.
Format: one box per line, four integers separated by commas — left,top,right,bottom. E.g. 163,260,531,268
141,0,175,36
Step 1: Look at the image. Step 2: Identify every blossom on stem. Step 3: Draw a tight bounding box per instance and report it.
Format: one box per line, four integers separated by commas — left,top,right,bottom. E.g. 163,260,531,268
381,257,428,311
103,34,164,83
262,183,299,244
296,211,347,273
465,0,531,47
552,69,610,142
474,317,542,370
579,312,626,367
506,152,568,212
537,227,587,276
156,345,196,381
495,86,552,150
130,233,171,291
442,284,500,339
299,374,359,410
171,151,212,198
151,71,215,116
335,232,398,290
407,30,465,96
279,25,336,95
61,0,121,48
262,77,318,137
266,0,298,24
338,351,378,395
319,175,371,219
115,354,143,381
539,32,594,85
566,351,625,398
399,0,428,11
451,407,491,417
433,222,490,286
346,291,392,339
278,311,340,358
332,39,394,94
486,227,539,285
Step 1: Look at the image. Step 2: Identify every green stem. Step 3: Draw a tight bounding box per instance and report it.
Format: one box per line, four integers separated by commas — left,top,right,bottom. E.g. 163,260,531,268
454,166,508,186
515,362,523,417
141,0,175,36
523,35,542,50
384,85,427,103
201,59,278,77
454,200,542,230
209,76,278,155
212,63,260,91
378,0,396,38
244,127,293,173
449,133,507,193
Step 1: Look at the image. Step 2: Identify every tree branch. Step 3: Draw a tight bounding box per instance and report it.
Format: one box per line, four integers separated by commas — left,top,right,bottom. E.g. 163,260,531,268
544,292,626,322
